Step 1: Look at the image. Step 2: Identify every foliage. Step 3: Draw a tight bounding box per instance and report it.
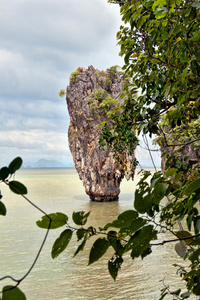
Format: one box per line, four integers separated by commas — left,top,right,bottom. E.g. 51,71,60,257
1,286,26,300
69,68,83,83
102,0,200,298
86,66,129,126
154,112,200,162
87,87,120,115
0,157,25,217
58,89,66,97
107,65,121,77
106,0,200,140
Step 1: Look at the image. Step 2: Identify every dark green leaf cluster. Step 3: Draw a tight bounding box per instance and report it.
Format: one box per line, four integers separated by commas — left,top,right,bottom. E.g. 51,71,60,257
158,161,200,296
0,286,26,300
100,2,200,296
103,0,200,146
36,206,158,281
0,157,27,217
117,0,200,133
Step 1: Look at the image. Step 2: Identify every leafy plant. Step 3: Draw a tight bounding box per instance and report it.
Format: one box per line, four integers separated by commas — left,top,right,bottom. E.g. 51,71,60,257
69,68,82,83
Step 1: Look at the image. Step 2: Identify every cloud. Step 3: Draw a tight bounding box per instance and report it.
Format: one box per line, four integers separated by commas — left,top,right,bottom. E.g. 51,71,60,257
0,97,68,132
0,0,122,99
0,0,160,168
0,129,71,166
1,0,117,51
135,135,161,168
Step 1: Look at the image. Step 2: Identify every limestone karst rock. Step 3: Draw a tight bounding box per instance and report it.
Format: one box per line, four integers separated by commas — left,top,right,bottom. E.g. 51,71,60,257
154,117,200,173
160,143,200,173
66,66,135,201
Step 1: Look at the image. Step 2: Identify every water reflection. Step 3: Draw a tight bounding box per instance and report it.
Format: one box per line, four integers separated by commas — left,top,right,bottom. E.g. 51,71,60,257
84,201,120,226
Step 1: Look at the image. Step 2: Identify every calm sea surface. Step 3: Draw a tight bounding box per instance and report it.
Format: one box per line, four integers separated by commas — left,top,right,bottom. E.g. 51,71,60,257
0,169,188,299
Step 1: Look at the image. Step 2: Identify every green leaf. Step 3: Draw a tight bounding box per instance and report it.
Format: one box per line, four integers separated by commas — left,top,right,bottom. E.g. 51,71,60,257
126,225,157,258
152,0,167,11
134,190,146,214
180,51,189,63
191,31,200,42
8,157,23,174
171,289,181,296
99,121,108,127
150,175,160,189
51,229,73,259
190,236,200,246
72,211,90,225
9,181,27,195
119,217,147,235
0,167,10,181
183,179,200,196
174,171,183,183
187,213,193,231
181,67,188,80
107,231,124,255
192,0,200,9
164,83,171,97
36,212,68,229
194,218,200,234
137,15,150,27
74,239,86,257
159,291,168,300
194,282,200,295
165,168,178,178
76,228,85,241
154,7,168,19
153,183,169,204
89,238,110,265
108,255,123,280
2,286,26,300
189,248,200,263
0,201,6,216
175,241,187,258
175,230,193,245
104,210,138,229
134,190,154,217
141,245,152,259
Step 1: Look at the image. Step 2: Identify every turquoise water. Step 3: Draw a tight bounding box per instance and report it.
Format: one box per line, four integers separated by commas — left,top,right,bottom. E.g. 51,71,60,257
0,169,187,299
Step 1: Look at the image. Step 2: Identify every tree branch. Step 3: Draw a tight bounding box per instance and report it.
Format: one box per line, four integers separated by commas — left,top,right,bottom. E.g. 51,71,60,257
150,233,200,246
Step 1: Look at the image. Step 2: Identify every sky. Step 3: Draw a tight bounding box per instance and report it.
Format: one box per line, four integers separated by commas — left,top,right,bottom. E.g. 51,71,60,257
0,0,161,168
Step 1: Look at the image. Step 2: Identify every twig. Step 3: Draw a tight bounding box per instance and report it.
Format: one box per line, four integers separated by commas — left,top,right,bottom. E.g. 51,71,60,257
150,233,200,246
0,180,52,294
143,135,157,171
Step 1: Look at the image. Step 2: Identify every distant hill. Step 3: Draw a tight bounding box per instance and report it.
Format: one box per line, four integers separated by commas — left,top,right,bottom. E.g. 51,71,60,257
24,159,74,169
35,159,65,168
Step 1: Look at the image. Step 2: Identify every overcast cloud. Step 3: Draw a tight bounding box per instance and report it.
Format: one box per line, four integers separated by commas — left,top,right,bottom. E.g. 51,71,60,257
0,0,160,168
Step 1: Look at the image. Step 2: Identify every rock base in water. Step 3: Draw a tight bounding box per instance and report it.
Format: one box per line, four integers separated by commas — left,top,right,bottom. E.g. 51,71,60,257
89,194,119,202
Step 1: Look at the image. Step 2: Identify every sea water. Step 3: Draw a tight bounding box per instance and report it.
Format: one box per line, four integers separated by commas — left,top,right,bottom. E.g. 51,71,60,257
0,169,187,299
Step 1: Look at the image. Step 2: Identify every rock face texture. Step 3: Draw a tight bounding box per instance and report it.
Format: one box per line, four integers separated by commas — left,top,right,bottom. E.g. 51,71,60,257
66,66,135,201
160,143,200,173
154,119,200,173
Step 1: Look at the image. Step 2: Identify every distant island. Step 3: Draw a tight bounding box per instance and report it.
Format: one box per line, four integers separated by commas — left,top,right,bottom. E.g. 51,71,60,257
23,159,74,169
